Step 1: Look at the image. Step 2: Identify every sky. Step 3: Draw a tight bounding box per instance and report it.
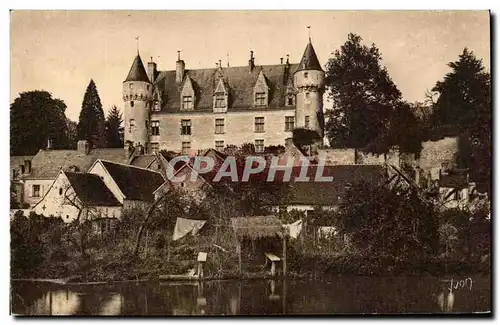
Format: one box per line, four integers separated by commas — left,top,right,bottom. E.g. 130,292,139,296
10,10,490,122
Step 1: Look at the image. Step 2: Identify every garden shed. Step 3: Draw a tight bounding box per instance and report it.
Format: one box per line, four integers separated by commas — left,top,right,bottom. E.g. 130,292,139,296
230,216,288,277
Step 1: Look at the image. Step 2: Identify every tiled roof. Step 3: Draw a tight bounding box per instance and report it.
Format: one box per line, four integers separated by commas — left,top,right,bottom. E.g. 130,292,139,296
130,155,158,169
154,63,298,113
296,41,323,72
125,53,150,83
100,160,166,201
65,172,121,207
24,148,128,180
279,165,387,206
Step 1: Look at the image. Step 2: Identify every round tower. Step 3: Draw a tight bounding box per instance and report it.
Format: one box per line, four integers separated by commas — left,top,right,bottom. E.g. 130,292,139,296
123,52,153,152
294,39,325,138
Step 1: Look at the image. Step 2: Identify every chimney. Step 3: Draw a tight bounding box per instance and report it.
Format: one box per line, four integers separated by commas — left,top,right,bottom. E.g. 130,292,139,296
284,54,291,83
280,57,283,65
24,160,31,174
77,140,91,155
176,51,185,85
47,139,53,150
218,60,222,71
147,57,157,83
249,50,255,71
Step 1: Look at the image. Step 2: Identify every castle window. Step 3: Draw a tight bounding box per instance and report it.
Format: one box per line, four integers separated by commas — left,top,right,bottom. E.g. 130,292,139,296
304,72,309,79
129,119,135,133
32,185,40,198
129,84,133,89
305,116,310,129
147,85,150,90
182,96,193,110
181,119,192,135
215,118,225,134
215,94,226,108
286,95,294,106
182,142,191,154
254,117,265,133
285,138,293,147
130,101,134,107
285,116,295,132
59,188,63,196
151,142,159,154
215,140,224,152
305,92,310,100
151,120,160,136
255,139,264,153
255,92,267,107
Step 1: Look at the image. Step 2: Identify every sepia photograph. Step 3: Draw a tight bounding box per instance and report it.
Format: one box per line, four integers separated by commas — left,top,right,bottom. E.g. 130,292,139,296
8,10,491,316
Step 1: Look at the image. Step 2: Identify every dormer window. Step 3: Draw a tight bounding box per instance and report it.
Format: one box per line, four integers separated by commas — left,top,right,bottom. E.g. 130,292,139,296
182,96,193,110
215,94,226,108
152,92,161,111
255,92,266,107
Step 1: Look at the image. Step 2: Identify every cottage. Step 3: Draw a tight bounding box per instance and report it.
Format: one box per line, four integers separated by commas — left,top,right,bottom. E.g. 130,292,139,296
32,170,122,225
87,159,167,212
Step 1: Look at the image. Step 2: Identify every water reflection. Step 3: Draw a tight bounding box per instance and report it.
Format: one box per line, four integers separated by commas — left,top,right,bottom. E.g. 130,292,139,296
11,276,490,316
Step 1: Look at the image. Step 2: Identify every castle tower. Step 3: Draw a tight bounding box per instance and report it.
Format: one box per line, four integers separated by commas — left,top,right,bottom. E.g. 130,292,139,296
123,52,153,152
293,38,325,138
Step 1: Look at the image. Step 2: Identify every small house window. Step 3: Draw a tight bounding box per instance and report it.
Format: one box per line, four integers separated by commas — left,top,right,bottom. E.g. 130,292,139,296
181,142,191,154
285,116,294,132
215,118,225,134
182,96,193,110
130,101,134,107
151,120,160,136
21,165,25,174
255,139,264,153
254,117,265,133
32,185,40,198
255,92,266,107
146,85,150,90
181,120,192,135
215,140,224,152
59,188,63,196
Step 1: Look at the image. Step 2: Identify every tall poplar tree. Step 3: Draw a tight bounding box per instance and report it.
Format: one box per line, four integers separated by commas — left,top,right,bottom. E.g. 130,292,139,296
77,79,106,148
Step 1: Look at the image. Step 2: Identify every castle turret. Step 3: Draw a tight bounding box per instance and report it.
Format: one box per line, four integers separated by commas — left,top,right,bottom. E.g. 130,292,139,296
123,52,153,152
293,39,325,138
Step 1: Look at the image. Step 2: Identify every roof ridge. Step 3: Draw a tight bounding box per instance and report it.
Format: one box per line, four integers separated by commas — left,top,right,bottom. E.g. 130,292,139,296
158,63,299,74
99,159,165,178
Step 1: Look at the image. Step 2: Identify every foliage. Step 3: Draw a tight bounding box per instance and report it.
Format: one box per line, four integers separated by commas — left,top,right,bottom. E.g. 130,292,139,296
429,48,491,193
10,90,73,155
335,181,439,261
77,79,106,148
292,128,321,155
325,33,402,150
104,105,124,148
10,183,20,209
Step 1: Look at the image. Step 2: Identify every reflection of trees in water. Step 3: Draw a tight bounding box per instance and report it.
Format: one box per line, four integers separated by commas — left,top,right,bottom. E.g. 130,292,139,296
12,276,491,315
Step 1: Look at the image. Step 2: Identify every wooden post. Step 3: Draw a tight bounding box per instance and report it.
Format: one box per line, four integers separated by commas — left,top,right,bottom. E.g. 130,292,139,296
282,236,287,277
237,241,242,276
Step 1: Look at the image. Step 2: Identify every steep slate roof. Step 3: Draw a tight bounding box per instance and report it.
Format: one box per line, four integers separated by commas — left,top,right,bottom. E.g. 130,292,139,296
279,165,387,206
24,148,129,180
65,172,121,207
125,53,150,83
100,160,166,201
154,63,298,113
296,40,323,72
130,155,158,169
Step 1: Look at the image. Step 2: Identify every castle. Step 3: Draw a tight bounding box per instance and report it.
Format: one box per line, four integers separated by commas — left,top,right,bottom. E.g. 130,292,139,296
122,38,325,155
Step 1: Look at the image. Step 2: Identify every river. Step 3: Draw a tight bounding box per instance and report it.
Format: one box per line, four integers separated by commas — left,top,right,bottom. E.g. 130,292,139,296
10,275,491,315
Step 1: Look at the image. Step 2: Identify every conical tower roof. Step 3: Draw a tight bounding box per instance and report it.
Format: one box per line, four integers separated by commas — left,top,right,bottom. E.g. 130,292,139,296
124,52,150,83
296,40,323,72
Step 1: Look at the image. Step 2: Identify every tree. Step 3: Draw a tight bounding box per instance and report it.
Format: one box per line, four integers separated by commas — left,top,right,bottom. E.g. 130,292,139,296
430,48,491,193
66,118,78,149
77,79,106,148
10,91,72,155
292,128,321,155
325,33,402,151
104,106,124,148
336,181,439,261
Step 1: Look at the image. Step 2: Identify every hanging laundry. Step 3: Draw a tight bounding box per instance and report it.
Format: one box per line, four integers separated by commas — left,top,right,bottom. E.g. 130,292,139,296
284,220,303,239
173,217,207,241
317,226,337,239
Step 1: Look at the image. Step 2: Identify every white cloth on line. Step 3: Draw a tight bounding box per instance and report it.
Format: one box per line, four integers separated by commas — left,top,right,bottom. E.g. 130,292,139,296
284,219,303,239
172,217,207,241
317,226,337,239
